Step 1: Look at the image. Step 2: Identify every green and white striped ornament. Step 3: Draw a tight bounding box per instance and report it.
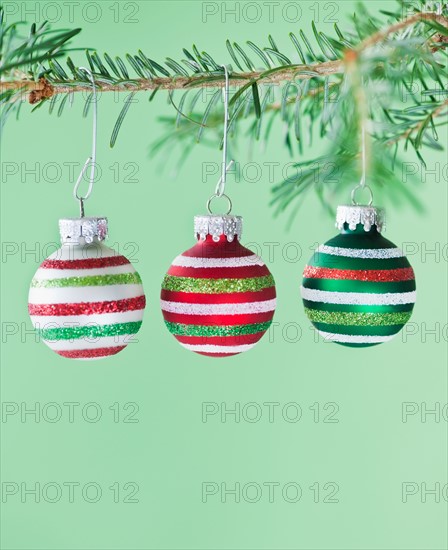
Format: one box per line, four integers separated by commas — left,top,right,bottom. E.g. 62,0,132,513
301,205,416,347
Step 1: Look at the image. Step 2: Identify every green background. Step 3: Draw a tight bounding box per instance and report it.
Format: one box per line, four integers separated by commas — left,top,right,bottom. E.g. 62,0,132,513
1,1,447,549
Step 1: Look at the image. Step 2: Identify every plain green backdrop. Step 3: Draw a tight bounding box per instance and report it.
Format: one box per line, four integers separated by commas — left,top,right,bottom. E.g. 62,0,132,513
1,1,447,549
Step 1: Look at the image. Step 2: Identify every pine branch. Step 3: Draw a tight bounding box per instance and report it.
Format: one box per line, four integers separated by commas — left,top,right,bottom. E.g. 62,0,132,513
1,12,446,102
1,60,344,99
1,1,448,219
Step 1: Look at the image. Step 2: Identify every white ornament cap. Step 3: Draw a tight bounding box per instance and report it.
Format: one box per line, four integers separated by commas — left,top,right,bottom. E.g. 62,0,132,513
336,205,385,233
194,215,243,242
59,217,108,244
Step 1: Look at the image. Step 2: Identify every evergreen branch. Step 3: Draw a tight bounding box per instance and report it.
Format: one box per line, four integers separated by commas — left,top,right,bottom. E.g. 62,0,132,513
1,1,448,219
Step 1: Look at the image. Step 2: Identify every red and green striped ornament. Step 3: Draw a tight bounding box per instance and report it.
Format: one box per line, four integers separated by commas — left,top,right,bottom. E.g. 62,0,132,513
161,215,276,357
301,205,416,347
28,217,146,360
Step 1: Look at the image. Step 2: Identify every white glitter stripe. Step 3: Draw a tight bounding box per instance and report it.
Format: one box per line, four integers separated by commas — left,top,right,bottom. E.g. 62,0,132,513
43,335,137,351
316,245,404,259
30,309,144,327
179,343,256,354
301,287,416,305
46,246,119,261
160,298,276,315
172,254,265,268
28,284,144,304
33,264,135,280
316,330,395,344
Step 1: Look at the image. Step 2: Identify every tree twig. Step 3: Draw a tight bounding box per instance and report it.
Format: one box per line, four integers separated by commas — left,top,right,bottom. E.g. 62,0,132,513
1,12,446,104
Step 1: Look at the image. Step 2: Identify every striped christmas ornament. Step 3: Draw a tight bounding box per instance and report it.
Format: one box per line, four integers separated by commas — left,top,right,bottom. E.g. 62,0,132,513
160,215,276,357
301,205,416,347
28,217,146,360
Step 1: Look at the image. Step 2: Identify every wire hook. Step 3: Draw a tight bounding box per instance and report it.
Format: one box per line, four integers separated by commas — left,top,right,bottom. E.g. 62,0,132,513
73,67,98,217
213,65,234,200
350,76,373,206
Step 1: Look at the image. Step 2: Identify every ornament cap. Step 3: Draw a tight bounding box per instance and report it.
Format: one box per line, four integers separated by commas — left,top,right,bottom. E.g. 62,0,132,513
59,217,108,244
194,215,243,242
336,205,385,233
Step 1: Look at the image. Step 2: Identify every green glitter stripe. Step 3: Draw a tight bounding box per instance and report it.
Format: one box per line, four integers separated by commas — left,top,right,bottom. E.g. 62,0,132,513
161,274,275,294
302,278,416,294
302,299,415,314
165,320,272,337
305,308,412,327
312,321,404,337
31,272,142,288
307,254,411,271
37,321,142,341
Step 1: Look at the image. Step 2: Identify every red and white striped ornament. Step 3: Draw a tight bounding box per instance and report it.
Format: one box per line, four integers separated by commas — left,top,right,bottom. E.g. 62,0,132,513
161,215,276,357
28,217,146,360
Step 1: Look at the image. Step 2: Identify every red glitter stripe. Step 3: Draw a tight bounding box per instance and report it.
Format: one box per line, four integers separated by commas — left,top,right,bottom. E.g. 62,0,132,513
162,310,274,325
160,286,276,304
57,346,125,358
40,256,130,270
174,333,266,346
28,295,146,316
303,266,415,282
167,264,270,279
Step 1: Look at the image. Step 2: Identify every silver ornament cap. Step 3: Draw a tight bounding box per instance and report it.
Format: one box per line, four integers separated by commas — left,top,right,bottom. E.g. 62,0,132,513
194,215,243,242
336,205,385,233
59,217,108,244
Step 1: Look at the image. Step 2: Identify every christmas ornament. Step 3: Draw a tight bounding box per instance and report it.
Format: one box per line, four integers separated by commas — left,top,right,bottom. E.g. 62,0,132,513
29,218,146,359
161,215,276,356
160,65,276,357
28,68,146,359
301,204,416,347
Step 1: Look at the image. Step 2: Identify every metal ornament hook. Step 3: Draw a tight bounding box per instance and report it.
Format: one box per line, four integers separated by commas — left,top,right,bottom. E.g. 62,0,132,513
207,193,233,216
351,183,373,206
208,65,235,211
350,80,374,207
73,67,98,218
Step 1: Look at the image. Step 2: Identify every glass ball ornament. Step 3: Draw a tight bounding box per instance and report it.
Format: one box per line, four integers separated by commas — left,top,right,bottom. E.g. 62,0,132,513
160,215,276,357
28,217,146,359
301,205,416,347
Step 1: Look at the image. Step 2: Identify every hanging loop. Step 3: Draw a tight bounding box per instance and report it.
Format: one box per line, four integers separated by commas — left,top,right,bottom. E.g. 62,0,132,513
73,67,98,217
351,184,373,206
207,193,233,215
208,65,234,209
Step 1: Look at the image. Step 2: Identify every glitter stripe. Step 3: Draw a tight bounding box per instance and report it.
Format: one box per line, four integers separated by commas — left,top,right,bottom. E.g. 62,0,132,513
160,298,276,315
179,342,256,354
31,309,144,327
165,320,272,337
41,256,130,269
31,272,142,288
161,274,275,294
301,287,416,305
57,346,126,358
316,245,403,259
303,266,415,282
28,296,146,316
305,308,412,327
316,330,395,344
172,254,265,268
36,321,142,341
